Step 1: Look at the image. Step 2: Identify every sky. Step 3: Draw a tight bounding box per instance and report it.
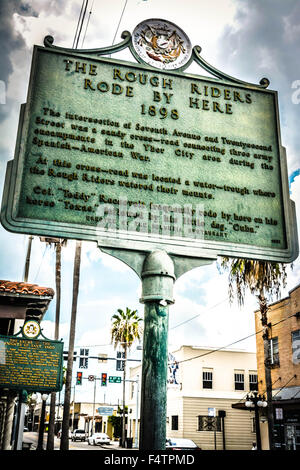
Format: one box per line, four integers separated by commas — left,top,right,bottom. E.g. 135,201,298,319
0,0,299,404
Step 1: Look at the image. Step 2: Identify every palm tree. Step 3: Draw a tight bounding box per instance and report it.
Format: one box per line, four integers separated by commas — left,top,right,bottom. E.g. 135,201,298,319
46,238,67,450
220,257,287,450
60,241,82,451
111,308,143,447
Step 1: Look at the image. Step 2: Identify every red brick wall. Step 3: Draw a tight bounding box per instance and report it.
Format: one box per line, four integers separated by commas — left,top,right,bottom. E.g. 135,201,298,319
255,284,300,394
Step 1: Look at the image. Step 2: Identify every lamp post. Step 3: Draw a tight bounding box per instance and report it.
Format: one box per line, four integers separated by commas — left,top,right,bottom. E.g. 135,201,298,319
134,375,139,449
245,391,267,450
29,393,37,431
37,394,49,451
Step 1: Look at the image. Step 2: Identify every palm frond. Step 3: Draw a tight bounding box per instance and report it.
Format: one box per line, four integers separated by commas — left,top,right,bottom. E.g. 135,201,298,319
110,307,143,350
219,257,287,306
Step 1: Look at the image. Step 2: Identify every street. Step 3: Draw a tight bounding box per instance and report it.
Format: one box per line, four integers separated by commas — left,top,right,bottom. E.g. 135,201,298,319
22,432,134,451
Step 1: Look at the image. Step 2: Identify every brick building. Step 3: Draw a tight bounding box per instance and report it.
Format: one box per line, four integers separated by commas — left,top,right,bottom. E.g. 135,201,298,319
254,282,300,450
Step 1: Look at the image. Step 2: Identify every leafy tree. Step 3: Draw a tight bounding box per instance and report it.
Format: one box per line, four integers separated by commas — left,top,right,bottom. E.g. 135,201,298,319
111,308,142,447
108,407,128,439
220,257,288,450
108,415,122,439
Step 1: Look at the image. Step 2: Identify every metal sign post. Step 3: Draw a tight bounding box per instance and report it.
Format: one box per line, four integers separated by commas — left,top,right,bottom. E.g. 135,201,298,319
14,389,27,451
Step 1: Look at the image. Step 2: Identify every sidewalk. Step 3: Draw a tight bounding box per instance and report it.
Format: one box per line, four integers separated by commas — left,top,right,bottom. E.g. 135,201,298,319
22,432,60,450
22,433,138,450
102,440,138,451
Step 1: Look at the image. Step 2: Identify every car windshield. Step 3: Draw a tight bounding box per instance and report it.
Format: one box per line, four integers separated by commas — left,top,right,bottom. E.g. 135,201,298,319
166,438,197,447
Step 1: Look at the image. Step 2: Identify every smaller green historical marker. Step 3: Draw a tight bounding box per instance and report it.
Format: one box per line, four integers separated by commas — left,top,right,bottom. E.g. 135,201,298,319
0,332,64,393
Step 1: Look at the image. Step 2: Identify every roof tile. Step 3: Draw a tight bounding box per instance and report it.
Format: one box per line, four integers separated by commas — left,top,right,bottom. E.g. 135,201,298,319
0,280,54,297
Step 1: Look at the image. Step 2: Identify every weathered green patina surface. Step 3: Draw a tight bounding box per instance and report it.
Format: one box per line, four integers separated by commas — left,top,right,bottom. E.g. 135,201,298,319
0,334,64,393
1,44,297,262
139,301,169,450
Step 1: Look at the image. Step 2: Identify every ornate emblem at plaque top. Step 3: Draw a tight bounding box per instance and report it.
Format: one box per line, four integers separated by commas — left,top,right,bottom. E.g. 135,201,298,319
22,319,41,339
132,19,192,70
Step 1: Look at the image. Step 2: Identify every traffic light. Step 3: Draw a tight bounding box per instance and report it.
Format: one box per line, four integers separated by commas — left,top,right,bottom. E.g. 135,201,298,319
76,371,83,385
101,373,107,386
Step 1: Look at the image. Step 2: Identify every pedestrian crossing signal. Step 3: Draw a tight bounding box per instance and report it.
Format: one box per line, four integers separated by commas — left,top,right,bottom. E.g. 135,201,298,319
76,371,83,385
101,373,107,386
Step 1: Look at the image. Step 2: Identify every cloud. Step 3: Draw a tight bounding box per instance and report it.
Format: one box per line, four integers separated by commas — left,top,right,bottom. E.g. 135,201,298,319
288,174,300,283
40,319,69,342
0,1,71,160
217,0,300,174
76,326,111,349
0,1,39,123
169,264,258,352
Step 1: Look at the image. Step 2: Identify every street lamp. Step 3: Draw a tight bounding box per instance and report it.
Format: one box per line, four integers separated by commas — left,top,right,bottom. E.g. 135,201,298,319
37,394,49,451
29,393,37,431
245,391,267,450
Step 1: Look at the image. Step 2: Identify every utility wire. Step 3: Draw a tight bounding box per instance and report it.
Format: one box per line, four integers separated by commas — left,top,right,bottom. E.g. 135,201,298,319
177,331,260,365
175,312,298,366
112,0,128,46
72,0,86,48
169,297,229,330
291,387,300,400
81,0,95,48
33,245,48,282
272,374,297,398
261,376,282,396
74,0,89,49
237,377,282,403
74,313,298,358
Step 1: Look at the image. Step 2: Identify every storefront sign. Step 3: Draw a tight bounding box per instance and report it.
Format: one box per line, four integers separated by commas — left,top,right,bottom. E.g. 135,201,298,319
275,407,284,420
97,406,114,416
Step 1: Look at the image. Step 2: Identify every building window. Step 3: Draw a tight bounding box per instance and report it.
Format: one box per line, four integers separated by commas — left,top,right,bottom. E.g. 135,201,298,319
116,351,125,371
202,370,213,389
171,415,178,431
234,372,245,390
269,337,280,366
79,348,89,369
249,373,258,391
292,330,300,365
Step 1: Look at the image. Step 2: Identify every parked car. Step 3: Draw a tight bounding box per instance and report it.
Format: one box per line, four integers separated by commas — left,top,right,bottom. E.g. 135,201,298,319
88,433,110,446
166,438,201,450
71,429,87,442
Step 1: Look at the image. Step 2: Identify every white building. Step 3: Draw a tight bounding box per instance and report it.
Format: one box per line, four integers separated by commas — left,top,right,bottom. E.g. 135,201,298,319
128,345,258,450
